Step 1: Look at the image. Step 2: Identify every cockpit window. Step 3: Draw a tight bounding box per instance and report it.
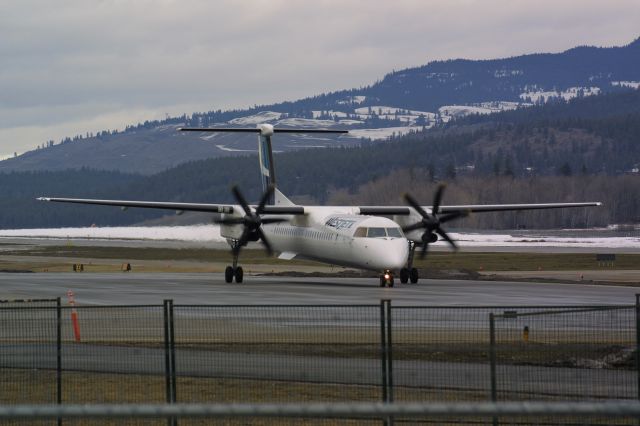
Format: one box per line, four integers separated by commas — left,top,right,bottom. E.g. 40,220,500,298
353,227,367,238
386,227,403,238
366,227,387,238
354,226,405,238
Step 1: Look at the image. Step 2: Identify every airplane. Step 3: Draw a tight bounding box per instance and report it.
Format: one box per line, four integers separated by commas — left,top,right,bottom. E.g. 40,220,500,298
38,124,601,287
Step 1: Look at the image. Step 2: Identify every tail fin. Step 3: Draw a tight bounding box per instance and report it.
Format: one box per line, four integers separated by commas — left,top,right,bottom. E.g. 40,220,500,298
179,124,347,206
257,125,277,205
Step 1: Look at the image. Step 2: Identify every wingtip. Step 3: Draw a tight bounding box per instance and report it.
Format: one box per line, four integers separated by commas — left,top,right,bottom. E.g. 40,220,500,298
37,197,50,202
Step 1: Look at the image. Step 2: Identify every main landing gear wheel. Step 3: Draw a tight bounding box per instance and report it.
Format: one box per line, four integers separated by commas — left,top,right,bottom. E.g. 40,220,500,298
225,266,234,283
234,266,244,283
400,268,409,284
409,267,419,284
224,265,244,283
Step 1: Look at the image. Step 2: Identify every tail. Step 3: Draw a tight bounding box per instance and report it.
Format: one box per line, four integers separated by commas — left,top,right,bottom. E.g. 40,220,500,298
180,124,348,206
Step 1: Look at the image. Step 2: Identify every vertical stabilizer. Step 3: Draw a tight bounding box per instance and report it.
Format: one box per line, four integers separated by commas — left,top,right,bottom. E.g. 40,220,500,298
257,124,277,205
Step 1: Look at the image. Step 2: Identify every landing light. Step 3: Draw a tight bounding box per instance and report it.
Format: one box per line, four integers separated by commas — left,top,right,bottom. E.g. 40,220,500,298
384,273,391,280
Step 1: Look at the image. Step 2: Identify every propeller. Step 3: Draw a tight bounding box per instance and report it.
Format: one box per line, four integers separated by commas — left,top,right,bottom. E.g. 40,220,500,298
402,184,468,258
216,185,287,255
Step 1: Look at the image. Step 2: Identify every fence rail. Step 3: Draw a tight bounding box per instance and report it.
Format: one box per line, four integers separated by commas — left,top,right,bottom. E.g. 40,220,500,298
1,401,640,420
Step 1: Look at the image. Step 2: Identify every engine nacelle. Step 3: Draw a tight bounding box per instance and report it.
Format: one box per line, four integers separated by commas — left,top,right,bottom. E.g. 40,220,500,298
422,232,438,243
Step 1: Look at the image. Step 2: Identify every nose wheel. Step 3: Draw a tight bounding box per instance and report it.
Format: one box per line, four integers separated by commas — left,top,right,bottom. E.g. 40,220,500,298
379,270,394,287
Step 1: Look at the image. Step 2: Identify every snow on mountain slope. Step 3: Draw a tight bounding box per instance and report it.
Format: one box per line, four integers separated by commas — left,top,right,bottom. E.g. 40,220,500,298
229,111,283,125
612,81,640,89
519,87,601,103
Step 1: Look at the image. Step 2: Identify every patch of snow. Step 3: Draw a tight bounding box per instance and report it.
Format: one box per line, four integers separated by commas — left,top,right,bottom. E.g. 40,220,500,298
0,226,224,242
338,119,364,125
276,118,337,128
229,111,282,125
2,226,637,249
493,69,523,78
439,105,494,118
354,106,434,117
311,110,348,119
447,232,640,249
199,133,219,140
337,95,366,105
612,81,640,89
215,145,255,152
519,87,601,103
346,126,420,140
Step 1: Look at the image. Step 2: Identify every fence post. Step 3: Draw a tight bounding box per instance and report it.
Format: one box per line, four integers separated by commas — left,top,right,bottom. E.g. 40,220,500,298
386,299,393,404
169,300,177,407
56,297,62,426
489,313,498,426
380,300,388,404
636,294,640,402
163,300,176,426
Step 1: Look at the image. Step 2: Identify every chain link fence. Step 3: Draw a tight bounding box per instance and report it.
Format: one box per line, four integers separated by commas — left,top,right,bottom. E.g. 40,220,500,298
1,297,639,425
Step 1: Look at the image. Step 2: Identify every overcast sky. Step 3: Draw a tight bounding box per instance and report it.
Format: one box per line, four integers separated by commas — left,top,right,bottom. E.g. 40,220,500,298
1,0,639,158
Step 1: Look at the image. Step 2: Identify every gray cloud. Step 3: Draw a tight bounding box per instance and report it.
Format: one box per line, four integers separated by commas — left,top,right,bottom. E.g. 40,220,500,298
1,0,639,156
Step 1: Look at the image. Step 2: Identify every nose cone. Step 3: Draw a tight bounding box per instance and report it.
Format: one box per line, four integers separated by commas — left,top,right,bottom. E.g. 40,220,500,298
369,238,409,271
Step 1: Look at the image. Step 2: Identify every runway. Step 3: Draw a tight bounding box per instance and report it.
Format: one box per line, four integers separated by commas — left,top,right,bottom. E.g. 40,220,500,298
0,272,637,306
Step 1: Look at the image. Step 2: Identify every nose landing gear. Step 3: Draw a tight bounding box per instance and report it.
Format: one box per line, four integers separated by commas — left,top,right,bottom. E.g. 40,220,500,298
379,270,395,287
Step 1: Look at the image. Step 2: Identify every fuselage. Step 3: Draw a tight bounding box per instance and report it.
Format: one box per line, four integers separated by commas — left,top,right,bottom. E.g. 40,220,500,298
221,206,409,271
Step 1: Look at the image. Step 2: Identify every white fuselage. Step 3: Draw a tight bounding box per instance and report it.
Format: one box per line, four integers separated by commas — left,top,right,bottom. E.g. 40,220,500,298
221,206,409,271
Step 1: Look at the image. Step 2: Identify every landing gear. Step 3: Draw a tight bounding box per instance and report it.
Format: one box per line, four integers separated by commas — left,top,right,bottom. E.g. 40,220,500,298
224,265,244,283
400,268,409,284
379,270,394,287
409,267,419,284
224,241,245,284
404,241,420,284
225,266,234,283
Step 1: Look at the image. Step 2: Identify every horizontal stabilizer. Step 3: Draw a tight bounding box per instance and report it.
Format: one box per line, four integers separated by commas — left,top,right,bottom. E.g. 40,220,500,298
180,127,347,134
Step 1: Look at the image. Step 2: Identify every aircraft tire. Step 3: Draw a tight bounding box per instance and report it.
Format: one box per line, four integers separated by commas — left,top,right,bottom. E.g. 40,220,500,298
410,267,419,284
379,276,385,287
389,277,394,287
400,268,409,284
224,266,234,283
235,266,244,284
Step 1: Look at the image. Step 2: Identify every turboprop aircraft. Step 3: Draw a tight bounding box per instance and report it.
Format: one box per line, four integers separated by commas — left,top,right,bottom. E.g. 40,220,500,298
38,124,601,287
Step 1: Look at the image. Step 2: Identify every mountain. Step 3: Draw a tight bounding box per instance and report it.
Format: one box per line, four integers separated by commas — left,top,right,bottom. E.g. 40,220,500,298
3,88,640,229
1,37,639,174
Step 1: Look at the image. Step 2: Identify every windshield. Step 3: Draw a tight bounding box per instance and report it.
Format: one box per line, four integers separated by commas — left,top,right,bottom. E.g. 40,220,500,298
354,227,404,238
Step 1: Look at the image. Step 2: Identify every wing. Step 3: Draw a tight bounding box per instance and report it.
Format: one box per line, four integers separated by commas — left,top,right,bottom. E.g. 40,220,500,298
358,202,602,215
36,197,304,215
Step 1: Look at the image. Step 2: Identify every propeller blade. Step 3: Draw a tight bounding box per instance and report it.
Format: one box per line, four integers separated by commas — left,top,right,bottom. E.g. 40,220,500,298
231,186,253,216
237,227,251,248
403,193,429,218
419,241,429,259
436,227,458,251
256,228,273,256
256,184,275,215
432,184,446,214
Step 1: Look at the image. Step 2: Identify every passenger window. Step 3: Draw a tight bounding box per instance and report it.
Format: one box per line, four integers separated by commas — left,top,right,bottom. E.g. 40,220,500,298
386,228,403,238
353,227,367,238
367,227,387,238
